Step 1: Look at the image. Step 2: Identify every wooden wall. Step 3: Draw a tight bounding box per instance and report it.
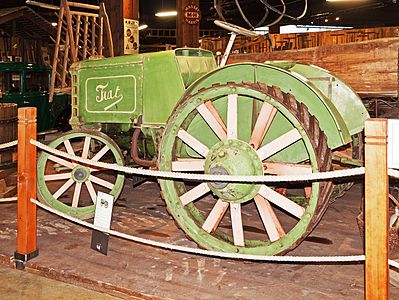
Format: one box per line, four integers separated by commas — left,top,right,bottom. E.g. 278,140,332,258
228,37,399,97
202,26,399,55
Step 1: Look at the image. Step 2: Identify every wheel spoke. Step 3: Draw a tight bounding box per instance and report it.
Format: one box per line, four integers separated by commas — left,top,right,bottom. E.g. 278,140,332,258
85,180,98,204
178,129,209,157
250,102,277,149
202,199,229,234
92,145,110,162
82,136,91,159
263,162,312,175
197,103,227,140
258,185,305,219
230,203,245,246
204,101,227,132
172,158,205,172
180,183,210,206
44,173,72,181
53,178,75,200
47,154,75,169
254,194,285,242
305,186,312,199
227,94,238,140
89,175,114,190
64,140,75,156
71,182,83,208
256,128,302,161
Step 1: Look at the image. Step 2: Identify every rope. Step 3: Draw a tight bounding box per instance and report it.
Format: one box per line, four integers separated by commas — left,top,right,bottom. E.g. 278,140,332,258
389,169,399,179
31,139,365,183
30,198,399,268
0,140,17,150
0,197,17,203
30,198,363,263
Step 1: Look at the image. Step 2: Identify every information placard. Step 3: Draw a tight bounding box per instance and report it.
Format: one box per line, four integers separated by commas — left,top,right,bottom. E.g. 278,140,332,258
91,192,114,255
388,119,399,169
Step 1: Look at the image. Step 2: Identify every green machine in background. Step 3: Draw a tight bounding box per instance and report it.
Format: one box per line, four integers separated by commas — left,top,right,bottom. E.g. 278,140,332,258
0,62,70,132
36,26,369,256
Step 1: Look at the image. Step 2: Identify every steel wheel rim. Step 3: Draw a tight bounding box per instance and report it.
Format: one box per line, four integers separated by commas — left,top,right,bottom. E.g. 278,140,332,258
159,83,332,255
37,130,125,220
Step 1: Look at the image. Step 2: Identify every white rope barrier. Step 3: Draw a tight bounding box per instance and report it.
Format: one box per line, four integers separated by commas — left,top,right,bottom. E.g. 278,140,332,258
0,140,17,150
31,139,366,183
0,197,17,203
30,198,399,268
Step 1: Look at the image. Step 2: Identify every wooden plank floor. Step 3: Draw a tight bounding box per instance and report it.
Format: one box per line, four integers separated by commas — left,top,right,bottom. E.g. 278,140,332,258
1,180,399,299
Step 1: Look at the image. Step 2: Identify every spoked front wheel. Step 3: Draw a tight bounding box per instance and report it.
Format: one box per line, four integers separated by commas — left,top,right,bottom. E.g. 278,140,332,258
37,130,125,220
159,82,333,255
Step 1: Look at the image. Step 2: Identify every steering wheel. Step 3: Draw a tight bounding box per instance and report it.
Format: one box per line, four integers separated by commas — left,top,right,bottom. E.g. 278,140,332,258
214,20,258,37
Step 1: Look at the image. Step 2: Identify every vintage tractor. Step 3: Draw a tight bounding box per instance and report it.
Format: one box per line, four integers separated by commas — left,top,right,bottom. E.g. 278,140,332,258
36,24,369,256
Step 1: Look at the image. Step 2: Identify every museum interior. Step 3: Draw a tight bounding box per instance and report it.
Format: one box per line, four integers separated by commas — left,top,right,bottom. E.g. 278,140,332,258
0,0,399,299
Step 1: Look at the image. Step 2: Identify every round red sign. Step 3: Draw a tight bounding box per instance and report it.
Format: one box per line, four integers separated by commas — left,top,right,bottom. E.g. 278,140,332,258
184,4,201,25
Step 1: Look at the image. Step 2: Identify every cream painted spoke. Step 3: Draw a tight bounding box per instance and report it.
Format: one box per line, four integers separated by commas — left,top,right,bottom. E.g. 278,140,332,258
197,103,227,140
85,180,97,204
263,162,312,175
249,102,277,149
71,182,83,208
256,129,302,161
202,199,229,234
172,158,205,172
82,136,91,159
180,183,210,206
44,173,72,181
305,186,312,199
230,203,245,246
258,185,305,219
64,140,75,156
178,129,209,157
227,94,238,140
89,175,114,190
254,194,285,241
53,178,75,200
204,101,227,132
92,145,110,162
48,154,75,169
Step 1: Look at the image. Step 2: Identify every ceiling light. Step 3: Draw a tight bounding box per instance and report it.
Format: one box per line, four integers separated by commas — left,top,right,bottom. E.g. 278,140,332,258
335,16,340,21
326,0,369,2
51,22,58,27
325,18,329,22
155,11,177,17
138,24,148,30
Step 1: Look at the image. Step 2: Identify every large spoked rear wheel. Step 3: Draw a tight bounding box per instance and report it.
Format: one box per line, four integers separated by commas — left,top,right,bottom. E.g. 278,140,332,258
159,82,333,255
37,129,125,220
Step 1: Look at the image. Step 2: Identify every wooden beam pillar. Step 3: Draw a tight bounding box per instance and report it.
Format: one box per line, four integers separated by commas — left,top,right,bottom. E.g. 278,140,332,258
177,0,200,48
104,0,139,56
15,107,38,270
364,118,389,300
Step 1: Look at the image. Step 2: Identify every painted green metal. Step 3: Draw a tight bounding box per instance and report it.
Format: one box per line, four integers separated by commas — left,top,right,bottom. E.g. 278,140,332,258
41,46,370,254
158,83,324,255
37,130,125,220
0,62,69,132
265,61,370,136
185,63,353,150
204,139,263,203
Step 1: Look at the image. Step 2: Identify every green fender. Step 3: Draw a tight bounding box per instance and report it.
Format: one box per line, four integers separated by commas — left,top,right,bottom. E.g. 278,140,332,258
265,61,369,137
185,62,366,150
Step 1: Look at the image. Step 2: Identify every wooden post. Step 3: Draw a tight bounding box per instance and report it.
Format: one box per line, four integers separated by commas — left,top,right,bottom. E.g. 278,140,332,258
364,118,389,299
177,0,200,48
15,108,38,270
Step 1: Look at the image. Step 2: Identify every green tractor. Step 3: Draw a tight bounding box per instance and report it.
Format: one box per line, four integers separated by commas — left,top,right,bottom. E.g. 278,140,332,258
36,23,368,256
0,62,70,133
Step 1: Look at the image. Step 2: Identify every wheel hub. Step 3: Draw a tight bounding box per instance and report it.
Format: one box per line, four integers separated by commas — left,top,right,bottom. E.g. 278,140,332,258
72,165,90,183
204,139,263,204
